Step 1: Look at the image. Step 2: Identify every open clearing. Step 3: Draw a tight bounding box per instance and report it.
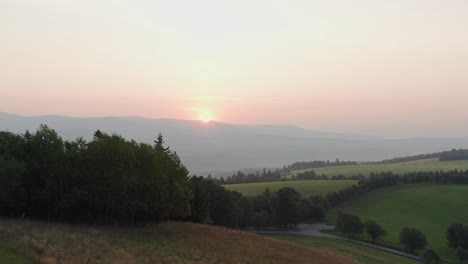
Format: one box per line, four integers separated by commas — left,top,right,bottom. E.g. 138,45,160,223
223,180,357,197
0,220,356,264
291,159,468,178
264,234,419,264
327,184,468,262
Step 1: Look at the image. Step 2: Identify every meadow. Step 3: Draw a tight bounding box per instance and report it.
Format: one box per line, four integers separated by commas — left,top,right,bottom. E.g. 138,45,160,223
223,180,357,197
0,247,31,264
264,234,419,264
326,184,468,262
0,220,355,264
291,159,468,178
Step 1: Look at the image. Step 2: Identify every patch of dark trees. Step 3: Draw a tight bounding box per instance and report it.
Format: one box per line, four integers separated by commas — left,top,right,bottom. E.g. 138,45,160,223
220,169,283,184
283,159,356,173
220,167,364,185
439,149,468,161
0,126,325,228
188,176,325,228
294,170,364,181
0,126,191,225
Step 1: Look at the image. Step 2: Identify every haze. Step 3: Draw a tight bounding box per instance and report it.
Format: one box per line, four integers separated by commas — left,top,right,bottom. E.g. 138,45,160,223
1,0,468,138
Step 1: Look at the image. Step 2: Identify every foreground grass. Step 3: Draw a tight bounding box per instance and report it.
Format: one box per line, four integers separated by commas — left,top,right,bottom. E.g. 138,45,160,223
291,159,468,178
0,219,356,264
326,184,468,262
0,247,32,264
224,180,357,197
264,234,419,264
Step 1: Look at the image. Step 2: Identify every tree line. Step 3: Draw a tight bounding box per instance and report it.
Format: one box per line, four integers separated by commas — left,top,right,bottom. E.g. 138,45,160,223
0,126,191,225
439,149,468,161
2,126,468,231
283,159,356,173
220,169,283,184
0,126,327,228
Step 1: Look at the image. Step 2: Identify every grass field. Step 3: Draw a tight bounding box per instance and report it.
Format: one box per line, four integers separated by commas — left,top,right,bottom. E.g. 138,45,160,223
326,184,468,262
291,159,468,178
0,220,356,264
264,234,419,264
0,247,31,264
223,180,357,197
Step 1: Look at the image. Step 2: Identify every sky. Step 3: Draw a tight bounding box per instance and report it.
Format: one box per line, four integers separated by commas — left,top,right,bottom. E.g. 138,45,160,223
1,0,467,138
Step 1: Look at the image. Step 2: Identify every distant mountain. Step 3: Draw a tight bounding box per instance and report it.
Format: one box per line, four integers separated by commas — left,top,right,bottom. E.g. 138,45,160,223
1,112,468,175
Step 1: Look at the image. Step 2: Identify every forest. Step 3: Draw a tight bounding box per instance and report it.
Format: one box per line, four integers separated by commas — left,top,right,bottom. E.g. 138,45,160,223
2,125,468,230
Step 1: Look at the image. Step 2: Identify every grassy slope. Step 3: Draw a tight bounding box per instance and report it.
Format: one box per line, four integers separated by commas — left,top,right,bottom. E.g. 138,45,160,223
224,180,357,197
327,184,468,262
291,159,468,178
0,220,356,264
264,234,419,264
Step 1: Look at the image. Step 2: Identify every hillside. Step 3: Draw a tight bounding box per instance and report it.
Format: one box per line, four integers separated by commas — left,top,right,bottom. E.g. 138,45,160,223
291,159,468,178
223,180,357,197
0,220,356,264
2,113,468,174
264,234,419,264
326,184,468,262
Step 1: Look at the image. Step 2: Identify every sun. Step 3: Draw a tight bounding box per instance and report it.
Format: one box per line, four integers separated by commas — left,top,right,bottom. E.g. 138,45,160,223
200,113,212,123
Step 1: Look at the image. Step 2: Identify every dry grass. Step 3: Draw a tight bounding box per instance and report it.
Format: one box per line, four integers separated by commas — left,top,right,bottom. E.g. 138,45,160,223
0,219,356,264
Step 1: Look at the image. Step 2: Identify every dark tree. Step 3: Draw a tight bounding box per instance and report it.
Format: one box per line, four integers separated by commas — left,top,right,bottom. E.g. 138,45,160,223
456,247,468,264
365,220,386,241
447,223,468,249
422,250,440,264
335,211,364,236
399,227,427,252
271,187,301,228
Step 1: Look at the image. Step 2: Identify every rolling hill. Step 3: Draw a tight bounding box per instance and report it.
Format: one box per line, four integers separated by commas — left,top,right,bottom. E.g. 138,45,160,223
326,184,468,262
290,158,468,178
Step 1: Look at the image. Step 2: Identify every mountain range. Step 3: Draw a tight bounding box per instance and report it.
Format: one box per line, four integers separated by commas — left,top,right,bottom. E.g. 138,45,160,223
1,112,468,175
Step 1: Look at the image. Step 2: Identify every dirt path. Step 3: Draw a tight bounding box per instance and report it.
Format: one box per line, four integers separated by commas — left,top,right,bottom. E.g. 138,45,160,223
251,223,421,261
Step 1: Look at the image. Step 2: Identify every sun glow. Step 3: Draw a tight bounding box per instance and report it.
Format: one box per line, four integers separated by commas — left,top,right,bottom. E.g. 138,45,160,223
200,113,212,123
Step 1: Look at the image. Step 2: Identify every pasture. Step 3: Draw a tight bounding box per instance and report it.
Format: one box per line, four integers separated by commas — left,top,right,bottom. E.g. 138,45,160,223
291,159,468,178
264,234,418,264
223,180,357,197
327,184,468,262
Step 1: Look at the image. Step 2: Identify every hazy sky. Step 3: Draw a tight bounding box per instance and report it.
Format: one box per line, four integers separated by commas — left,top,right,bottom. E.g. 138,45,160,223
1,0,467,137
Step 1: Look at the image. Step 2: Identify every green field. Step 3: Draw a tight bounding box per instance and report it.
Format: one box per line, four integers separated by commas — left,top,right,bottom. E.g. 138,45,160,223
291,159,468,178
0,248,31,264
327,184,468,262
223,180,357,197
264,234,418,264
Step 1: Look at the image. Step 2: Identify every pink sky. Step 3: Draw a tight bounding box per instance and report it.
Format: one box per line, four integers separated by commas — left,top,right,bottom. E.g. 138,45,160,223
1,0,468,137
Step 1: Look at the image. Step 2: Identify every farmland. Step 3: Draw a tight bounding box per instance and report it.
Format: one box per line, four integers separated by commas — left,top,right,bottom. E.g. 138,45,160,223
326,184,468,262
264,234,419,264
291,159,468,178
224,180,357,197
0,220,355,264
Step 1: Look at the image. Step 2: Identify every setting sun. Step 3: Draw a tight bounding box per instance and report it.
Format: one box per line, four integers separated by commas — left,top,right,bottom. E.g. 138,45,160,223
200,113,212,123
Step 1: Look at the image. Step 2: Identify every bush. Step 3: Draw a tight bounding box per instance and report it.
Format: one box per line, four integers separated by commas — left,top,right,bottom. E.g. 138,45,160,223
365,220,386,241
422,249,439,264
399,227,427,252
336,211,364,236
